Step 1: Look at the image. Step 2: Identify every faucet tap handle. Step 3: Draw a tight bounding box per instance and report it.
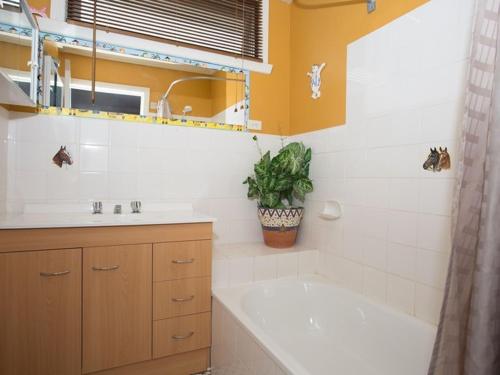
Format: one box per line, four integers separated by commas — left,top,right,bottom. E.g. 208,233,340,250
131,201,141,213
92,201,103,214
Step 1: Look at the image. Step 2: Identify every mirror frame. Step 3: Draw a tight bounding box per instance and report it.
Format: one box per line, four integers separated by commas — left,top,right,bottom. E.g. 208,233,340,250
0,17,250,131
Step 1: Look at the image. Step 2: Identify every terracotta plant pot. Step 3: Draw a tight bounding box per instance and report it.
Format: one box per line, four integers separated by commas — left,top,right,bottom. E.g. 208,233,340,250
257,207,304,248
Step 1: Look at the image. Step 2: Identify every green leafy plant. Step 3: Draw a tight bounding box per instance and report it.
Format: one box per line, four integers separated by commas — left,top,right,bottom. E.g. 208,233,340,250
243,136,313,209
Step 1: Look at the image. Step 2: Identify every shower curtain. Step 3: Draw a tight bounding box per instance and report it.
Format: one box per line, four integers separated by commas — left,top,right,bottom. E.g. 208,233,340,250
428,1,500,375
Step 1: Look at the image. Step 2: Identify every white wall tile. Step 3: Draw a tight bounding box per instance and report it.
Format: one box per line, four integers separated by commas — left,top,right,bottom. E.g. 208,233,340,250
109,147,139,173
108,173,138,200
415,249,449,289
79,172,108,201
387,211,418,246
387,242,417,280
277,252,298,278
213,258,230,289
389,179,419,212
298,250,318,275
329,255,364,293
46,169,79,201
108,122,139,147
363,266,387,303
419,179,454,215
387,275,415,314
138,148,164,173
15,142,48,172
415,284,444,325
13,171,47,201
362,237,387,271
417,214,452,252
80,120,109,145
80,145,108,172
254,255,277,281
228,257,254,286
137,124,165,149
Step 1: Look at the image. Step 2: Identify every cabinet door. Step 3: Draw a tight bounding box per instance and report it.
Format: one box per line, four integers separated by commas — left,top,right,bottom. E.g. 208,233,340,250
0,248,82,375
83,244,152,374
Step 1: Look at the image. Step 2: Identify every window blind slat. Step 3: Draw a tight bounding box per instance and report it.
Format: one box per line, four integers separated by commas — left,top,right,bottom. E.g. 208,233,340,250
67,0,263,61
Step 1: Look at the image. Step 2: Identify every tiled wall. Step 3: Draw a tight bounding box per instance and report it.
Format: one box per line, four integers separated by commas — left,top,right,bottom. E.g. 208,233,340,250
0,113,281,244
213,243,319,289
293,0,474,324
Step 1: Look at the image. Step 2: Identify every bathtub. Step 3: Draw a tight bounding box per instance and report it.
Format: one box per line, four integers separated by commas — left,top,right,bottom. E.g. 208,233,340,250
212,276,436,375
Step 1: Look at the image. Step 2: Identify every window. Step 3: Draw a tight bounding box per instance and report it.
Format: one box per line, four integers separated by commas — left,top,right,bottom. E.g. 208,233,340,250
67,0,263,61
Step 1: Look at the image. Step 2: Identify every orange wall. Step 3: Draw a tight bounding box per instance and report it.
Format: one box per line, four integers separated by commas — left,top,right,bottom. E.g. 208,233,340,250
0,41,31,72
21,0,428,134
251,0,291,136
288,0,428,135
27,0,50,16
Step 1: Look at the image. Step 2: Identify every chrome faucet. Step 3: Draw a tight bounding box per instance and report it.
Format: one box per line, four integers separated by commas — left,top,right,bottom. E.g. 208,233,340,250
157,76,245,120
92,201,103,214
131,201,141,214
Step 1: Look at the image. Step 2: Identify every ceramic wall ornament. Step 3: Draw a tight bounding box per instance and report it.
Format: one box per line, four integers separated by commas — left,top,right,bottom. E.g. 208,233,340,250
423,147,451,172
307,63,326,99
52,146,73,168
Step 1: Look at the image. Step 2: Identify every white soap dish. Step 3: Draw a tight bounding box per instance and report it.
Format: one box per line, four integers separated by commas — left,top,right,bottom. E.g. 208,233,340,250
319,200,343,220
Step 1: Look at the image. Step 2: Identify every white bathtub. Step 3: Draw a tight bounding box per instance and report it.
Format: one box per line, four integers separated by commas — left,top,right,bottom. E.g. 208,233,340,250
212,276,436,375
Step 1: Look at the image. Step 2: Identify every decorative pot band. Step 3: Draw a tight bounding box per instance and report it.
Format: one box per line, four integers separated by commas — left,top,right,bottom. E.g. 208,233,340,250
257,207,304,229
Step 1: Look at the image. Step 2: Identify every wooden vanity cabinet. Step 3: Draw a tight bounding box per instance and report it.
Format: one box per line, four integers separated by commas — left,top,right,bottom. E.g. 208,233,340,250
0,248,82,375
0,223,212,375
83,244,152,374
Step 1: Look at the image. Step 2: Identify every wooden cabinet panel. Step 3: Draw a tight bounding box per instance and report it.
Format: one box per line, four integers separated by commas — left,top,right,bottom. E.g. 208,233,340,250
83,244,152,374
153,312,211,359
153,241,211,281
90,348,210,375
154,276,211,320
0,248,82,375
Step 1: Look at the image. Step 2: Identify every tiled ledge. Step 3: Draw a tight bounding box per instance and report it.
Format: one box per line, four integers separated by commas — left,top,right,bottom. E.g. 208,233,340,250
212,242,319,289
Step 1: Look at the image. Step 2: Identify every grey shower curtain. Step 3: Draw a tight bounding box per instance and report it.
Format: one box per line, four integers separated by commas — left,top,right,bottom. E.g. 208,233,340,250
428,1,500,375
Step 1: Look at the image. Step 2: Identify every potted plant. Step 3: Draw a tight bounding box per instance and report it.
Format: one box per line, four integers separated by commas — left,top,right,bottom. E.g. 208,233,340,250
244,136,313,248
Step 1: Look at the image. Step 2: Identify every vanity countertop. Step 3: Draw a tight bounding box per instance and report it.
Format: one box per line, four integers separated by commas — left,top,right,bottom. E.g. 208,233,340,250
0,204,216,230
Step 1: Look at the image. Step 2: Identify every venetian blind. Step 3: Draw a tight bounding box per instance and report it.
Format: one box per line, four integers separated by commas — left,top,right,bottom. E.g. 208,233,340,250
2,1,21,9
67,0,263,61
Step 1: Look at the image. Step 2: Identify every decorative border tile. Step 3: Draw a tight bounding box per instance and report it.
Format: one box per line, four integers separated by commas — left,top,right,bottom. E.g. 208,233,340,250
38,106,245,131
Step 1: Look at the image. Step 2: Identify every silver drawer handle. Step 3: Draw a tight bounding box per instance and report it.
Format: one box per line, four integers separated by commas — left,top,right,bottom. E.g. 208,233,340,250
40,270,70,277
171,258,194,264
172,332,194,340
171,295,195,303
92,265,120,271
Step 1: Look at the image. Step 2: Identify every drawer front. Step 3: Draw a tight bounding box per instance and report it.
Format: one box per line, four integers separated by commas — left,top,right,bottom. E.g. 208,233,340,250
154,277,211,320
153,312,211,358
154,241,211,281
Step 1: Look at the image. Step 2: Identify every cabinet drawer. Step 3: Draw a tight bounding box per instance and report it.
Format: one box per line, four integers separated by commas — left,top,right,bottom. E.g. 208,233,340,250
154,277,211,320
154,241,211,281
153,312,211,358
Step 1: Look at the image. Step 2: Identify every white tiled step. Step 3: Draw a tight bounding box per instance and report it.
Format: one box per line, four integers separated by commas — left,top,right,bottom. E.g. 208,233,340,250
212,242,319,288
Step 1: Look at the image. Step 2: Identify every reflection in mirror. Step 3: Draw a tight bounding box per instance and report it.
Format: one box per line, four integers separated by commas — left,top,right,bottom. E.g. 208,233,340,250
0,0,38,106
46,42,249,126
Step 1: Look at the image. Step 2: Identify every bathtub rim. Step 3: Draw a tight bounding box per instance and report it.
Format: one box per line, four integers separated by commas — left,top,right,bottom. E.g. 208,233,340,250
212,274,437,375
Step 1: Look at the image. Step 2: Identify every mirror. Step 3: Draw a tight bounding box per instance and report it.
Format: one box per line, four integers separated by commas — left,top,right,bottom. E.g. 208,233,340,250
0,0,39,107
43,39,249,126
